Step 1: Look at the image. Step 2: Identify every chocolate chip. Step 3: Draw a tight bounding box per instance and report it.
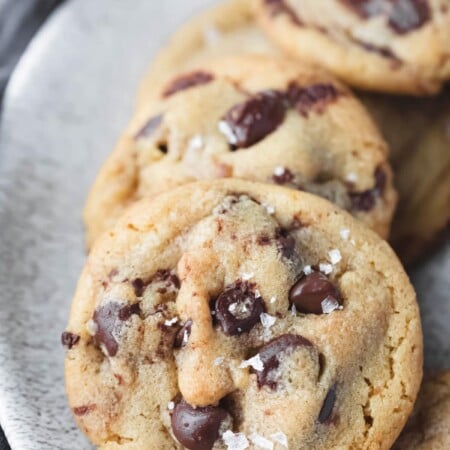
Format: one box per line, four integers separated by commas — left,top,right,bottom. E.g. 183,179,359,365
289,272,341,314
73,404,96,416
254,334,313,389
174,320,193,348
135,114,163,140
131,278,145,297
353,38,401,64
93,302,140,357
275,228,296,258
264,0,303,25
287,83,340,117
171,400,231,450
318,387,337,423
215,281,264,335
219,90,286,149
341,0,430,34
153,269,181,289
350,167,386,211
61,331,80,349
272,167,294,185
162,71,214,97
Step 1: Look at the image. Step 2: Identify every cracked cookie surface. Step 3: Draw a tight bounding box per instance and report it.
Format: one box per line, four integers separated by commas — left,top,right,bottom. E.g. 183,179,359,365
84,56,395,247
67,179,421,449
255,0,450,94
393,370,450,449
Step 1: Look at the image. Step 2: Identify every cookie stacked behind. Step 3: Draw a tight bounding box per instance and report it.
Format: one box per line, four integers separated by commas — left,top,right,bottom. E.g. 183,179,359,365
84,56,396,247
65,180,422,449
137,0,450,265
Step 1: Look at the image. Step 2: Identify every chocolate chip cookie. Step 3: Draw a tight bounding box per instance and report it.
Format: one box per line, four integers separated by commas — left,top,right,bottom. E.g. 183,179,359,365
361,90,450,264
136,0,280,110
255,0,450,95
67,180,422,449
84,56,396,247
393,370,450,449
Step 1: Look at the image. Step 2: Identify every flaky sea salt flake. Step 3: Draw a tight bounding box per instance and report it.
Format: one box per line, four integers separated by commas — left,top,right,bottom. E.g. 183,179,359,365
260,313,276,329
270,431,288,447
321,296,342,314
303,265,313,275
167,401,175,411
319,263,333,275
86,319,98,336
328,249,342,265
240,354,264,372
222,430,249,450
242,272,254,281
164,317,179,327
218,120,238,145
214,356,225,366
249,432,274,450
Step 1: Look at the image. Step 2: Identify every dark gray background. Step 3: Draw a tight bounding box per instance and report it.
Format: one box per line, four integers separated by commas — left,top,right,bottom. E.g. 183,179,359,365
0,1,64,447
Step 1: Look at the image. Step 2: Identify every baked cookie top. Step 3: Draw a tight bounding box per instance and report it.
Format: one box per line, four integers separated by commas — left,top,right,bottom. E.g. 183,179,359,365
66,179,422,449
393,370,450,449
137,0,280,110
84,56,396,247
255,0,450,94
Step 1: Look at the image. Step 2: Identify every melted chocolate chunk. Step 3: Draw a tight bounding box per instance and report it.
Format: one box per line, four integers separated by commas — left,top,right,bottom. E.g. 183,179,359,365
131,278,145,297
275,228,296,258
219,90,286,149
272,167,294,185
93,302,141,357
174,320,193,348
154,269,181,289
350,168,386,211
61,331,80,349
318,387,337,423
135,114,163,140
264,0,303,25
341,0,430,34
73,404,96,416
254,334,313,389
389,0,430,33
215,281,264,335
162,71,214,97
171,400,231,450
289,272,341,314
287,83,340,117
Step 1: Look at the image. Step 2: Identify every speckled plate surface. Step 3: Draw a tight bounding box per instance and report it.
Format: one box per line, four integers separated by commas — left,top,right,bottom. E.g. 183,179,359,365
0,0,448,449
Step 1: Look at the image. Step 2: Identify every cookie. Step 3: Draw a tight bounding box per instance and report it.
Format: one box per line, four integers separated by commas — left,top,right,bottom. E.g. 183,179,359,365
361,90,450,264
66,179,422,449
255,0,450,95
393,370,450,449
136,0,280,110
84,55,396,247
